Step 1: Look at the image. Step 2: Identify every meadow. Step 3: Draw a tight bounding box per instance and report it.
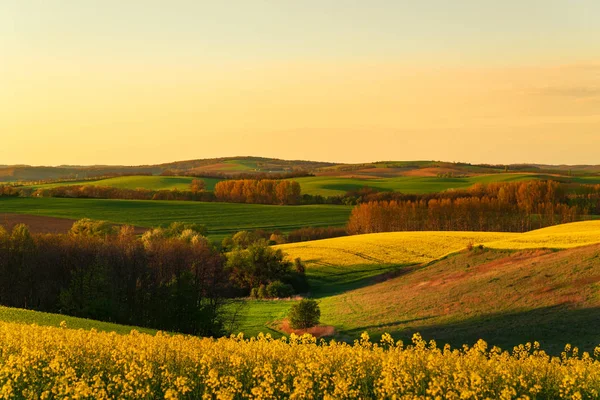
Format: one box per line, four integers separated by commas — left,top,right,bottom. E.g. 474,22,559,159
26,175,221,191
25,171,600,198
292,173,585,196
0,320,599,399
0,197,351,240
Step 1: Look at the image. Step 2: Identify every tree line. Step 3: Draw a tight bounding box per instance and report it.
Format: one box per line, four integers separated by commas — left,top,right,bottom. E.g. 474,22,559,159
214,179,302,205
0,220,305,336
347,181,587,234
2,179,599,211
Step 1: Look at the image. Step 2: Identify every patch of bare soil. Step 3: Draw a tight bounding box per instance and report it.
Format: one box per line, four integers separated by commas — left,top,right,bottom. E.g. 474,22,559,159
279,319,336,338
0,213,148,235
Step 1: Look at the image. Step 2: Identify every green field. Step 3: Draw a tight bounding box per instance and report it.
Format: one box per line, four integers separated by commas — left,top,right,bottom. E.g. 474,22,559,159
28,175,222,191
24,172,600,198
0,197,351,240
0,306,156,335
292,173,599,196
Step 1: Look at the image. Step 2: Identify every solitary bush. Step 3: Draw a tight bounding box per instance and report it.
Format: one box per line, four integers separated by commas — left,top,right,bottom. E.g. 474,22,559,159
289,299,320,329
266,281,294,298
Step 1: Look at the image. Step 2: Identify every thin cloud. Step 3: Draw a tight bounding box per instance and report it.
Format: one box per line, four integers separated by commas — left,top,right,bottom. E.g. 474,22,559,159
536,86,600,98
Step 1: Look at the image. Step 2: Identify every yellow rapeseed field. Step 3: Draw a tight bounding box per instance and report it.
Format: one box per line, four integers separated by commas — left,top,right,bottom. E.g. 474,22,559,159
276,232,516,268
277,221,600,268
1,321,599,399
486,220,600,250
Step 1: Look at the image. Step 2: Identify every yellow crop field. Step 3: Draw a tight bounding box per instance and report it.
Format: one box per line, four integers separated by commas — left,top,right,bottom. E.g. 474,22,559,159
276,232,516,268
487,220,600,250
277,221,600,269
1,321,599,399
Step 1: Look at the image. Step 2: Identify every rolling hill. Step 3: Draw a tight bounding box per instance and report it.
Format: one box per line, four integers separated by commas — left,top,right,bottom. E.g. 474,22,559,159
3,156,600,184
26,175,221,191
0,197,352,240
236,221,600,351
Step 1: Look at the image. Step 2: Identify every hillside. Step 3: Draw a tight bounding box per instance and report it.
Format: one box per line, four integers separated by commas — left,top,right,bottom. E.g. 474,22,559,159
277,220,600,269
0,306,156,335
0,197,352,240
26,175,221,191
318,245,600,353
238,221,600,351
3,156,600,183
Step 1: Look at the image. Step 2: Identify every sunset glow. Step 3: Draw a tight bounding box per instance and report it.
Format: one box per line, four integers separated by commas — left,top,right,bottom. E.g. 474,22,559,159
2,1,599,165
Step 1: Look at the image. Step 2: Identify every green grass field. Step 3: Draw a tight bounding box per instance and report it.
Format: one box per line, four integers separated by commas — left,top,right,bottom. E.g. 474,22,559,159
28,176,222,191
292,173,600,196
26,171,600,198
0,197,351,240
0,306,156,335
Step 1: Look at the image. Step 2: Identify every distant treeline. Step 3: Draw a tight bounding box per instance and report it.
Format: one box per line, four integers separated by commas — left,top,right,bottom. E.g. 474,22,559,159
2,179,600,212
214,180,301,205
10,172,154,187
0,221,306,336
0,179,304,205
0,184,217,202
347,181,589,234
161,170,313,180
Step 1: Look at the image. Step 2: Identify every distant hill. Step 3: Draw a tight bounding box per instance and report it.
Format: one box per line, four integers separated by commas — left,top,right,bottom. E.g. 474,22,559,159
1,156,599,183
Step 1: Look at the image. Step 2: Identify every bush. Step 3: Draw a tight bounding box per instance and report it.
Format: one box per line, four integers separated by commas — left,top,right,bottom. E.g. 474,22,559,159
226,242,293,291
257,284,267,299
266,281,294,298
294,258,305,275
69,219,116,237
289,299,320,329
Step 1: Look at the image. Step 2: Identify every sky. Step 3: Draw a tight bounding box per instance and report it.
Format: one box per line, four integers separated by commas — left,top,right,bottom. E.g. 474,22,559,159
1,0,599,166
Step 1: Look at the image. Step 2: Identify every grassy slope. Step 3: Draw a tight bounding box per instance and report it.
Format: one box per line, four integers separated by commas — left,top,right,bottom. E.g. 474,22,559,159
319,245,600,353
24,171,600,198
0,306,156,335
0,197,351,240
28,176,222,191
293,174,600,196
239,221,600,350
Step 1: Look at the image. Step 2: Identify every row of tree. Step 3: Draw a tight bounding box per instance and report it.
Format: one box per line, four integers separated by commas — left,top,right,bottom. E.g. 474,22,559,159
347,196,583,234
0,221,304,336
0,185,216,202
214,179,302,205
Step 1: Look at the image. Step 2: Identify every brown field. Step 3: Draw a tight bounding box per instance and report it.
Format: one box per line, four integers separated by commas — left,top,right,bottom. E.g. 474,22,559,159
0,213,147,235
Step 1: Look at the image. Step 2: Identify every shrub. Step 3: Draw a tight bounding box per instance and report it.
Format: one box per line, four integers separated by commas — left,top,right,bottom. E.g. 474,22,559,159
266,280,294,298
257,284,268,299
226,242,293,291
69,219,117,237
294,258,305,275
269,233,286,245
289,299,320,329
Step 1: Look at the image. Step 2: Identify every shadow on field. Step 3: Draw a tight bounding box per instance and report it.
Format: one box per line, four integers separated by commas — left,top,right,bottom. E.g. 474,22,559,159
373,305,600,355
307,263,416,298
344,316,436,335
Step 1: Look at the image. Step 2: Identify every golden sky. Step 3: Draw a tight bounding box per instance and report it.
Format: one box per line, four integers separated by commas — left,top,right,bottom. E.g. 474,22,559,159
1,1,599,165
